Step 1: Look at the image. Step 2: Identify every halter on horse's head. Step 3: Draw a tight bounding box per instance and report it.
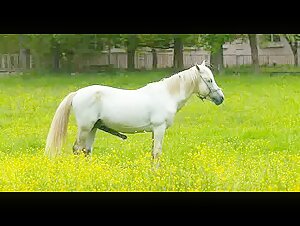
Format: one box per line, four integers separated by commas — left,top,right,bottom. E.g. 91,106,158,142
195,60,224,105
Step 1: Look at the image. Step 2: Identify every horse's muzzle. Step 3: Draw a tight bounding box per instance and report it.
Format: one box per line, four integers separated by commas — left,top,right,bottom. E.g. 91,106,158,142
212,95,224,105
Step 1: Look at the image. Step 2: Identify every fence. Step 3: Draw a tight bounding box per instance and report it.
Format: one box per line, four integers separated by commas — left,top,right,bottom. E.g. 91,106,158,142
0,53,33,72
74,52,297,71
223,54,295,66
1,51,298,72
0,54,19,71
75,50,211,70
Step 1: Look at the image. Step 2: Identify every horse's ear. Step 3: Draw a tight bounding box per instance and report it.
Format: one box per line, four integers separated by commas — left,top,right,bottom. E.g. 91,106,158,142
201,60,206,66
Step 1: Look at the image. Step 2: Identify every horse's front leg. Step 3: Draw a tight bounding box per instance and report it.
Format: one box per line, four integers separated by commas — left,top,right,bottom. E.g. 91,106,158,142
152,124,167,167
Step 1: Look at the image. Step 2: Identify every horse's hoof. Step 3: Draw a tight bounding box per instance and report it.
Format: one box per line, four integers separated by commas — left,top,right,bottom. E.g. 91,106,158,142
73,150,80,155
151,163,160,171
151,158,161,170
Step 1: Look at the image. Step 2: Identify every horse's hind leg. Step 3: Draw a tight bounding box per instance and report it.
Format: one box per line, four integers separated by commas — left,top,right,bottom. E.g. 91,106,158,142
73,126,95,156
72,89,101,156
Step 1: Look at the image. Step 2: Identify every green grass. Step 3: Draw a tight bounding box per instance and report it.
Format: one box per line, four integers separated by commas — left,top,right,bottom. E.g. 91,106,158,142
0,71,299,191
223,64,300,76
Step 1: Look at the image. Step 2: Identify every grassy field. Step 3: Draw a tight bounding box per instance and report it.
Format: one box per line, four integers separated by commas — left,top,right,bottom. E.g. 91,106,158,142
0,70,299,191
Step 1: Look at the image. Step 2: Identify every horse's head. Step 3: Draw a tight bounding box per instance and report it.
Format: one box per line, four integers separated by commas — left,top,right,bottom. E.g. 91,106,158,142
194,60,224,105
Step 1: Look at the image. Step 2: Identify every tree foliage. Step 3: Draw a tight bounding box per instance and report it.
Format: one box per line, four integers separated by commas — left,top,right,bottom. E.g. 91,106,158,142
199,34,238,53
197,34,238,73
138,34,173,49
0,34,20,53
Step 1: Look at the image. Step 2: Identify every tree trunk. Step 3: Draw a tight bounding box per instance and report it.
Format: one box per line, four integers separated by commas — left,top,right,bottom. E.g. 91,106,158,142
290,42,298,66
152,48,157,69
248,34,260,74
173,37,184,71
127,50,135,71
108,41,111,66
66,51,74,73
18,35,31,71
51,40,60,72
210,44,224,74
294,50,298,66
19,48,31,70
127,35,138,71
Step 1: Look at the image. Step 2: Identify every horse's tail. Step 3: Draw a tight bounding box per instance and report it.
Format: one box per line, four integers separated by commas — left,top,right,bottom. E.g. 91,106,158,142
45,91,77,158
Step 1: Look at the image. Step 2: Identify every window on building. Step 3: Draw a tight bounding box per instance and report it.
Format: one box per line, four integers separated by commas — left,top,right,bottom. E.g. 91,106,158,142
265,34,281,43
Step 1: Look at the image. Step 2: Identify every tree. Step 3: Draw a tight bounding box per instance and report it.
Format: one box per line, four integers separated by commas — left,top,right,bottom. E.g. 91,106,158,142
19,35,31,70
26,34,107,72
100,34,122,66
173,36,184,71
199,34,238,74
125,34,198,71
51,36,61,71
119,35,139,71
171,34,200,71
138,34,173,69
170,34,201,71
0,34,19,53
23,34,62,72
2,34,115,72
248,34,260,74
284,34,300,66
121,34,174,70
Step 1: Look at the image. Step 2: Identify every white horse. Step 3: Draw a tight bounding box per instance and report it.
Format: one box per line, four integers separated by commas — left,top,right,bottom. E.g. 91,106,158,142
45,60,224,161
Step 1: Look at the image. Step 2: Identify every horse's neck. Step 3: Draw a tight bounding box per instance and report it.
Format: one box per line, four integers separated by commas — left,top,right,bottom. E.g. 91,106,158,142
163,68,198,110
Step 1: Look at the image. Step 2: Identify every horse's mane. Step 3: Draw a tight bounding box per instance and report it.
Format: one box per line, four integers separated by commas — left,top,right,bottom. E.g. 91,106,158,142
160,66,199,96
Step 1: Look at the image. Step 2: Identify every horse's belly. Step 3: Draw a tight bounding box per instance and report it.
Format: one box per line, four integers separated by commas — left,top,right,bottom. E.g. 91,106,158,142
101,118,152,133
96,89,172,133
106,123,152,133
100,106,153,133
